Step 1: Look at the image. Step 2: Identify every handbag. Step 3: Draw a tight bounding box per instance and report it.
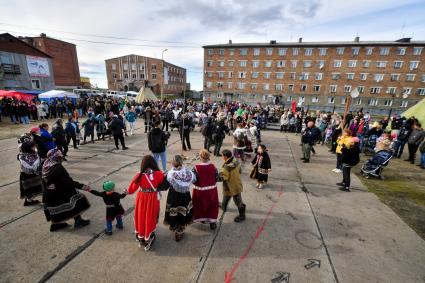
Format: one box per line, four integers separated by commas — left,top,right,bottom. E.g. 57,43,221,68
249,165,258,179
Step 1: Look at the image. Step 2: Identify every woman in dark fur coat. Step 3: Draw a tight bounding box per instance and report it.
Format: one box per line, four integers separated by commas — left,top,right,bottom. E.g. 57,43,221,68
250,144,272,189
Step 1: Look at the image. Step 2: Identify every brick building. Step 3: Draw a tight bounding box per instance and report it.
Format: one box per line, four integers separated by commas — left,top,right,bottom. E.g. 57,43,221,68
0,33,55,91
105,54,187,96
203,38,425,114
20,33,81,89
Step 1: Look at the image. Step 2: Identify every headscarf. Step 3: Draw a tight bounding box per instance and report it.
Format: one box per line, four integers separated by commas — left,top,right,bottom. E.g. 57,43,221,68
42,149,63,178
166,166,196,193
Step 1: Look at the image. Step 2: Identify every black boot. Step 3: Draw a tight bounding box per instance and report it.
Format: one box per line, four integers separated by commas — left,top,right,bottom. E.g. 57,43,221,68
234,204,246,222
50,222,69,232
74,215,90,228
220,198,230,212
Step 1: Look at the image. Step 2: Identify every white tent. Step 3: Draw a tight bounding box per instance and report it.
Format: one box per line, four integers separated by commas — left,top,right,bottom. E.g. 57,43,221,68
39,90,80,99
135,87,159,103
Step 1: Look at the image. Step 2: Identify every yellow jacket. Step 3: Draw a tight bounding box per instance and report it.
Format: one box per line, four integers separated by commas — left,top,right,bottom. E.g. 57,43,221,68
220,157,243,197
336,135,351,154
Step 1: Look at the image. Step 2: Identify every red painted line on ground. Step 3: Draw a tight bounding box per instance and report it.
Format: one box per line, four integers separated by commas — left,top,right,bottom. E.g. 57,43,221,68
224,190,284,283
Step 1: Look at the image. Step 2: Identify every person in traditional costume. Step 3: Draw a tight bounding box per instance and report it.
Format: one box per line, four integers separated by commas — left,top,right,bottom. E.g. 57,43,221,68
42,149,91,232
250,144,272,189
163,155,196,241
126,155,169,251
88,181,126,235
192,149,220,230
220,149,246,222
18,134,43,206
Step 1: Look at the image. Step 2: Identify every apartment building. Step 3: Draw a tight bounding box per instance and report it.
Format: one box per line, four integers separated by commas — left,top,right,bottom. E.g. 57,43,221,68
105,54,187,96
203,37,425,114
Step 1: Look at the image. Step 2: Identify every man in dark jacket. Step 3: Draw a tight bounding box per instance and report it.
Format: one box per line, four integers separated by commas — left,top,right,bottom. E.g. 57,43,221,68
51,119,68,159
148,120,170,170
214,117,230,156
301,121,320,163
179,113,194,151
337,137,360,192
202,117,215,153
108,115,128,150
394,120,411,158
406,123,424,164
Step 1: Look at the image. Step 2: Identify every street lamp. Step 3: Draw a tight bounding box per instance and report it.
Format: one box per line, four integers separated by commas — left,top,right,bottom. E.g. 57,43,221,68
161,48,168,100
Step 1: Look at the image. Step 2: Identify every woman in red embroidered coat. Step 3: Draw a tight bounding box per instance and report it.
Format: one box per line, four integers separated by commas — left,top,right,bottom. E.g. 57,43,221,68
192,149,220,230
126,155,169,251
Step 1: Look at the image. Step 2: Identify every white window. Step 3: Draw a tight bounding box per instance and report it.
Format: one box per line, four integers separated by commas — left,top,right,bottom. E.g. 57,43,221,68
374,74,384,82
206,81,212,88
380,47,390,55
123,73,129,79
299,72,309,80
123,63,128,70
362,60,370,68
300,85,307,91
406,74,415,81
237,82,245,89
376,61,387,68
217,82,224,88
394,61,403,69
292,48,299,56
409,61,419,70
131,63,136,71
266,48,273,55
152,73,157,79
227,82,233,89
275,84,283,91
263,72,271,79
239,60,247,67
289,72,296,79
400,101,408,108
207,60,213,67
228,60,234,67
391,74,400,81
288,84,294,91
228,71,233,78
252,72,259,78
229,49,234,56
370,87,381,94
355,98,362,105
253,48,260,56
208,49,214,55
319,48,327,56
139,73,144,79
336,47,344,55
347,73,354,80
287,95,293,101
348,60,357,68
239,48,248,55
251,83,257,90
152,64,157,70
303,61,312,68
329,85,337,93
366,47,373,55
344,85,352,93
402,87,412,95
252,61,260,68
238,72,246,79
357,86,365,93
387,87,397,94
397,47,406,55
264,61,272,68
251,94,257,99
368,98,378,106
111,63,116,70
328,97,335,104
276,72,284,79
315,73,323,80
341,97,346,105
360,73,368,80
417,88,425,95
278,48,287,56
313,85,320,92
291,60,298,68
317,60,325,69
218,72,224,78
413,47,423,55
352,47,360,55
277,60,285,68
422,74,425,82
334,60,342,68
331,73,340,80
217,93,223,98
139,64,145,70
263,83,270,90
218,49,225,56
312,96,319,103
305,48,313,56
31,79,41,89
218,61,225,67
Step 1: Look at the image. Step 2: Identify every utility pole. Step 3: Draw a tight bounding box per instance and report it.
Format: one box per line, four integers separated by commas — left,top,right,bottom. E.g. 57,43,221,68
161,48,168,101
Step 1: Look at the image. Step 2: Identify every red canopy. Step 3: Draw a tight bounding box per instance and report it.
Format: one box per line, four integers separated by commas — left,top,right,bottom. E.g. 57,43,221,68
0,90,34,103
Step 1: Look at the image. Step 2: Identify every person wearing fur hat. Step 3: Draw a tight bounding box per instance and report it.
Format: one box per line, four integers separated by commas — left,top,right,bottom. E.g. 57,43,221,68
18,134,43,206
336,137,360,192
87,181,127,236
250,144,272,189
164,155,196,241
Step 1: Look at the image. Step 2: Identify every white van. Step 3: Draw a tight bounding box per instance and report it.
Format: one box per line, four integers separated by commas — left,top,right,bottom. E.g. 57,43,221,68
73,89,103,98
125,91,138,101
106,90,126,99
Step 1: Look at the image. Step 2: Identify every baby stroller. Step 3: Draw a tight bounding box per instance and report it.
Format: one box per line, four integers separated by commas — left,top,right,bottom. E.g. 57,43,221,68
360,150,393,179
363,134,378,155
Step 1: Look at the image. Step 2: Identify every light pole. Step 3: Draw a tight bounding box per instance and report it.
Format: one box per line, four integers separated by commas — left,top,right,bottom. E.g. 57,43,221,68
161,48,168,100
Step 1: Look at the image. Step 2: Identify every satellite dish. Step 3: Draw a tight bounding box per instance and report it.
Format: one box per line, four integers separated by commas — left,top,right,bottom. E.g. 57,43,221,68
402,93,408,99
350,88,360,98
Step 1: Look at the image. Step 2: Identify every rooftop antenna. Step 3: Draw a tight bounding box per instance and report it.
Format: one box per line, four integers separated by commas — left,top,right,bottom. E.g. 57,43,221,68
400,21,406,38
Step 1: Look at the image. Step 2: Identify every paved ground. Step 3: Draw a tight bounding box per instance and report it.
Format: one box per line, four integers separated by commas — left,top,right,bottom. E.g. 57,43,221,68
0,125,424,283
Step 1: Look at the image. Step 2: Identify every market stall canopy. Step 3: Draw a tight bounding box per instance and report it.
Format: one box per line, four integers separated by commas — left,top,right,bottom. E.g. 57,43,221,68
135,87,159,103
38,90,80,99
0,90,34,103
402,98,425,126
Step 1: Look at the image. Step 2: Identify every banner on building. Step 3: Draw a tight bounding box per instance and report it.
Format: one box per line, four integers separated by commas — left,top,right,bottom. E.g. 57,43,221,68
26,56,50,77
164,67,169,85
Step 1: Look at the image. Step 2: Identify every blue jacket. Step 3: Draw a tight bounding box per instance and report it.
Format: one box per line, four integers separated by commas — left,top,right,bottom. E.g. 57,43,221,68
125,112,137,123
40,128,56,150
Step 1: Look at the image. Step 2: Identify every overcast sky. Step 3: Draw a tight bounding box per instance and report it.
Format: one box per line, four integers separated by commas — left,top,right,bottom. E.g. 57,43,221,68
1,0,425,90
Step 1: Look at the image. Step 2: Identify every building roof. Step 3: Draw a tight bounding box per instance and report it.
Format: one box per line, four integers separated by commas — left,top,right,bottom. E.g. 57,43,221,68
31,34,76,46
203,39,425,48
0,33,52,58
104,54,186,70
